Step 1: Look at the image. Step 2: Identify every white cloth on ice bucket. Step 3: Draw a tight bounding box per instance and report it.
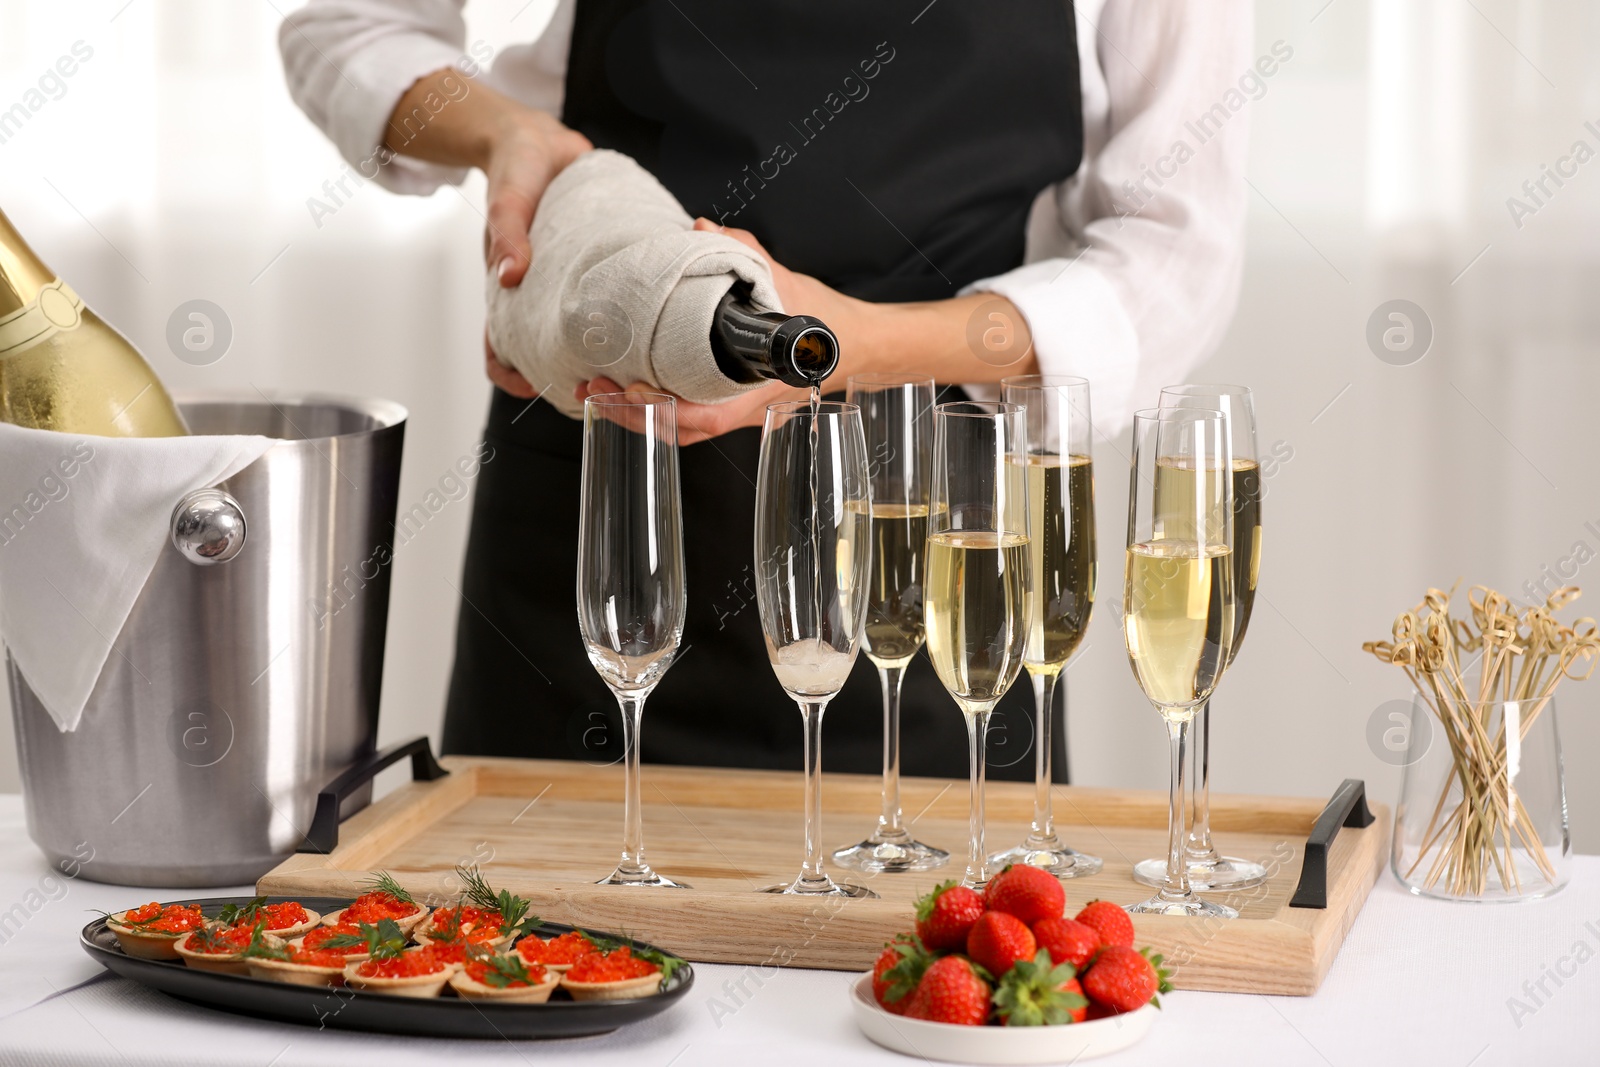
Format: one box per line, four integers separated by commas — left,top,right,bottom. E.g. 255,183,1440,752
486,148,786,419
0,422,273,731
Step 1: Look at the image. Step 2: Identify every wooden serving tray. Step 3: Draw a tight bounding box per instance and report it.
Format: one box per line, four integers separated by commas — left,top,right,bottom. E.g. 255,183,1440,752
260,756,1387,995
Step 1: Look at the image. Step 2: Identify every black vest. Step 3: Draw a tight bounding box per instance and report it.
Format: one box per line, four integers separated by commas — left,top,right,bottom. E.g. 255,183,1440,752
444,0,1083,782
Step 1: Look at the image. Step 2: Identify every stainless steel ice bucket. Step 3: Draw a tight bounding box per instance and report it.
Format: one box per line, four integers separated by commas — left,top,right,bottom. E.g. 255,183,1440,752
7,394,406,886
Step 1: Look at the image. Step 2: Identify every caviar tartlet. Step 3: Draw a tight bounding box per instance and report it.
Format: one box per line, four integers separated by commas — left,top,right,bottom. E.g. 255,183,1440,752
174,923,264,975
413,905,510,950
107,902,206,960
320,874,428,936
560,945,676,1001
343,945,460,998
244,944,352,988
448,953,561,1003
291,923,373,963
523,930,598,975
217,897,320,940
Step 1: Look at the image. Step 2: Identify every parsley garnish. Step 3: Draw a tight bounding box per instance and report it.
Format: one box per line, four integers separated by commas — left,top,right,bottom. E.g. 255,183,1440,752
323,918,407,960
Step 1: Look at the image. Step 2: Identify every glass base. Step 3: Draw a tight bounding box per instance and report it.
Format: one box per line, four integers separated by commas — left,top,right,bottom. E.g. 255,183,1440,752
1132,854,1267,892
759,875,877,898
1126,893,1238,919
597,866,691,889
832,834,950,873
989,841,1104,879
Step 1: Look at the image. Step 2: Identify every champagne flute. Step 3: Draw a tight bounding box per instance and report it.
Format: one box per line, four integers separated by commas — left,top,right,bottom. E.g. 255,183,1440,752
832,374,949,873
1123,407,1237,918
924,402,1031,890
990,376,1103,878
754,399,876,897
578,393,689,888
1134,385,1267,892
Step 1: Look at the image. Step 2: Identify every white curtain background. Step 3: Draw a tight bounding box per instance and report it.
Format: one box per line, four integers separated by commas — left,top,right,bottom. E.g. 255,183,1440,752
1,0,1597,849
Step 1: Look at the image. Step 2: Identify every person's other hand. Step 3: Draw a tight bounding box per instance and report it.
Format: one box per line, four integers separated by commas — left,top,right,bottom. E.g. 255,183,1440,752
486,111,591,288
576,377,803,446
691,218,857,325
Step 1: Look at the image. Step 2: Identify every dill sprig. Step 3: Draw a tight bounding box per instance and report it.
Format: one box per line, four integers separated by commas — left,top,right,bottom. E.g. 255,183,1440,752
214,896,268,927
239,919,289,962
455,865,540,937
324,918,407,960
361,871,415,905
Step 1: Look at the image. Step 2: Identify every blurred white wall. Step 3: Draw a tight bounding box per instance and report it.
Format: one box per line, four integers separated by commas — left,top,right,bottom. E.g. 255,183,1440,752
0,0,1596,852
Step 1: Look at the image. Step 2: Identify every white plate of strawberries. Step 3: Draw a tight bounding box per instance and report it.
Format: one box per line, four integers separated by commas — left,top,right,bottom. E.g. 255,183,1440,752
850,865,1168,1064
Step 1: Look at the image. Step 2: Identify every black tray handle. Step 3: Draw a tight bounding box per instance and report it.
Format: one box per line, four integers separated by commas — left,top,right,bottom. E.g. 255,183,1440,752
1289,778,1376,909
298,737,449,855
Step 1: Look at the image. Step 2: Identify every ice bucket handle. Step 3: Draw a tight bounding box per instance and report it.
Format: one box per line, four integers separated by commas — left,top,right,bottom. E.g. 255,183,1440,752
298,737,450,855
170,488,248,565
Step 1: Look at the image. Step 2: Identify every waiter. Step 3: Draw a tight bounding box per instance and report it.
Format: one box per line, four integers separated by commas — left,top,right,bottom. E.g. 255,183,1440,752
279,0,1252,781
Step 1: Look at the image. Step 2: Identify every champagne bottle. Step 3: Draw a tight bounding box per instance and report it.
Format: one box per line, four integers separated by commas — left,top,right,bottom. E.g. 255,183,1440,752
0,208,188,436
711,283,839,388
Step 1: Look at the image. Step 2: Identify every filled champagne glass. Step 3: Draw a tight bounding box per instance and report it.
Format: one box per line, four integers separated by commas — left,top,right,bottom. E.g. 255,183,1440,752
990,376,1102,878
577,393,689,888
754,399,875,897
1133,385,1267,892
1123,407,1238,918
832,374,950,873
923,402,1031,890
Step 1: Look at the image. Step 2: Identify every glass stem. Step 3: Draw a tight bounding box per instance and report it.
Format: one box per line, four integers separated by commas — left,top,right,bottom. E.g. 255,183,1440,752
876,665,908,841
1028,670,1060,845
616,691,650,878
797,699,831,888
1160,714,1193,902
964,709,992,889
1186,697,1218,861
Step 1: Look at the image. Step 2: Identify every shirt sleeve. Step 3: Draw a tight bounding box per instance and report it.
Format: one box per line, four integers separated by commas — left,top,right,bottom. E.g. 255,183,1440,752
961,0,1256,436
278,0,474,195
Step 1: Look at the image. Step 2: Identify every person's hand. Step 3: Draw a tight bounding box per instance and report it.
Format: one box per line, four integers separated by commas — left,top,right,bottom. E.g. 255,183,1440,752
479,112,590,398
690,218,856,324
485,111,591,287
576,376,803,446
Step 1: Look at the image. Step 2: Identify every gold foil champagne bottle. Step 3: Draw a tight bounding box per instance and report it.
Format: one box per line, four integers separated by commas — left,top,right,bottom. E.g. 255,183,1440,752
0,208,188,436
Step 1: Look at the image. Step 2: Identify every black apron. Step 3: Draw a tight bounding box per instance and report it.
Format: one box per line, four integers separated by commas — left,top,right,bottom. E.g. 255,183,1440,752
443,0,1083,783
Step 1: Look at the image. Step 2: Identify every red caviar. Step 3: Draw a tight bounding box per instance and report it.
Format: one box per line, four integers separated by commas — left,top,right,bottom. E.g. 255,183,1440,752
425,905,504,943
248,902,310,931
286,947,348,969
514,937,548,965
341,892,419,924
567,946,660,983
120,902,204,935
355,950,447,979
301,924,369,956
465,957,546,988
539,931,597,966
187,925,254,956
420,941,467,966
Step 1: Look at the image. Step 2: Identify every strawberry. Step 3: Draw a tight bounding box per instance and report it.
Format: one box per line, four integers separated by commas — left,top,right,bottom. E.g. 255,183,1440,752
983,864,1065,925
965,910,1036,979
904,955,991,1026
1031,916,1100,971
872,935,931,1015
1075,900,1134,950
993,950,1088,1026
1081,946,1172,1014
914,881,985,952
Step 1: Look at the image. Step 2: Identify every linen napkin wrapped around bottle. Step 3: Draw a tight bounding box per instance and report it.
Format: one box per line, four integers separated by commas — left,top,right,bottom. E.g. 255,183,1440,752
0,422,273,731
485,148,787,418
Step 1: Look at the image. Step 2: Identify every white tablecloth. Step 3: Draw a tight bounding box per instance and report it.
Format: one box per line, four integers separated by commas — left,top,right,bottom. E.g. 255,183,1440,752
0,794,1593,1066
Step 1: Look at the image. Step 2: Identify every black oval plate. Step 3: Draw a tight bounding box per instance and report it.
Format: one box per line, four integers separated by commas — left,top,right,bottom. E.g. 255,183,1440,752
80,896,694,1039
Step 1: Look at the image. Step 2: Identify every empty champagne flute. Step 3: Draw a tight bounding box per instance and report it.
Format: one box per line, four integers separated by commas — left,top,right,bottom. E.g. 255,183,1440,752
991,376,1102,878
923,402,1032,890
577,393,689,888
1133,385,1266,892
1123,407,1237,918
832,374,949,873
754,399,875,897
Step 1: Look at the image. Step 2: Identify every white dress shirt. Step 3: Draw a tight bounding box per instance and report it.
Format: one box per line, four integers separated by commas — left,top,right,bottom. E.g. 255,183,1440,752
280,0,1254,434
